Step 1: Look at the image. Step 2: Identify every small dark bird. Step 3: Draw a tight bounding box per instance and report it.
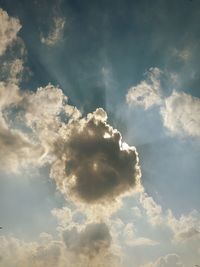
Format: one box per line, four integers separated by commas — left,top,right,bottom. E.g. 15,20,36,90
0,227,2,229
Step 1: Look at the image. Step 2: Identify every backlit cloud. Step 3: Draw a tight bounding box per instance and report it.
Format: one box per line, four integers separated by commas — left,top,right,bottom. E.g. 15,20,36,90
50,108,141,204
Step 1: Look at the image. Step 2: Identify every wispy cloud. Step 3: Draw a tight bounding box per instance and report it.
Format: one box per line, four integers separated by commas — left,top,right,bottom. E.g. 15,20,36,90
40,16,65,46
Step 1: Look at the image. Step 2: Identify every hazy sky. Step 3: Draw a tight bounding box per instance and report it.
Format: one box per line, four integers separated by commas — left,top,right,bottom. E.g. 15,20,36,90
0,1,200,267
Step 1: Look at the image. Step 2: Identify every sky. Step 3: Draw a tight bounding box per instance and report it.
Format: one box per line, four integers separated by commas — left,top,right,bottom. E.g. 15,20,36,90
0,0,200,266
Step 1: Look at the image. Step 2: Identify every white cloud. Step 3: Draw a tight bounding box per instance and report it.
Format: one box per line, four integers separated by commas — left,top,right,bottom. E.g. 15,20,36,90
126,67,163,109
0,8,21,56
41,16,65,46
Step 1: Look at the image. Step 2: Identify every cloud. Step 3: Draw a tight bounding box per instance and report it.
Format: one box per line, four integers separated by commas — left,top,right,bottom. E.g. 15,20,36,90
0,82,43,172
0,78,141,210
139,192,200,243
140,254,184,267
167,209,200,242
41,16,65,46
63,222,111,257
0,58,24,84
0,227,117,267
140,193,163,226
0,9,21,56
50,108,141,204
132,206,142,218
126,67,163,109
0,234,65,267
161,91,200,138
126,67,200,138
123,223,158,247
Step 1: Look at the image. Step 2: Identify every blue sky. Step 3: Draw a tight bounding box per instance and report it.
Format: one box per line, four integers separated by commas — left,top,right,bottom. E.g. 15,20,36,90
0,1,200,267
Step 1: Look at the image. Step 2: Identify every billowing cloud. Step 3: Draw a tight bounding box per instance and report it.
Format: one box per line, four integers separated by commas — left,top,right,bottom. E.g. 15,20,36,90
41,16,65,46
0,8,21,56
126,67,163,109
50,108,141,204
161,91,200,138
140,254,184,267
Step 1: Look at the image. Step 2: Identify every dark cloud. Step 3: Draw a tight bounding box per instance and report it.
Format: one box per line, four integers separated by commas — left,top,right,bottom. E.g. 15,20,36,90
63,222,111,258
51,108,141,204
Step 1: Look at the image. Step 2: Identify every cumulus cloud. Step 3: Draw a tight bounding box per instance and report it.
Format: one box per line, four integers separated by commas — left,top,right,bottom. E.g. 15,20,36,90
126,67,163,109
41,16,65,46
161,91,200,138
140,254,184,267
0,8,21,56
50,108,141,204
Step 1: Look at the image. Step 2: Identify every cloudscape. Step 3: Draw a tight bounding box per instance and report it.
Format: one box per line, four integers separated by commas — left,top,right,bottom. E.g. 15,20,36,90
0,1,200,266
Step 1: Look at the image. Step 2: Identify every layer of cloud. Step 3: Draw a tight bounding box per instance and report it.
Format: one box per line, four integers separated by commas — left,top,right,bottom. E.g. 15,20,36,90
41,16,65,46
0,8,21,56
140,254,184,267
